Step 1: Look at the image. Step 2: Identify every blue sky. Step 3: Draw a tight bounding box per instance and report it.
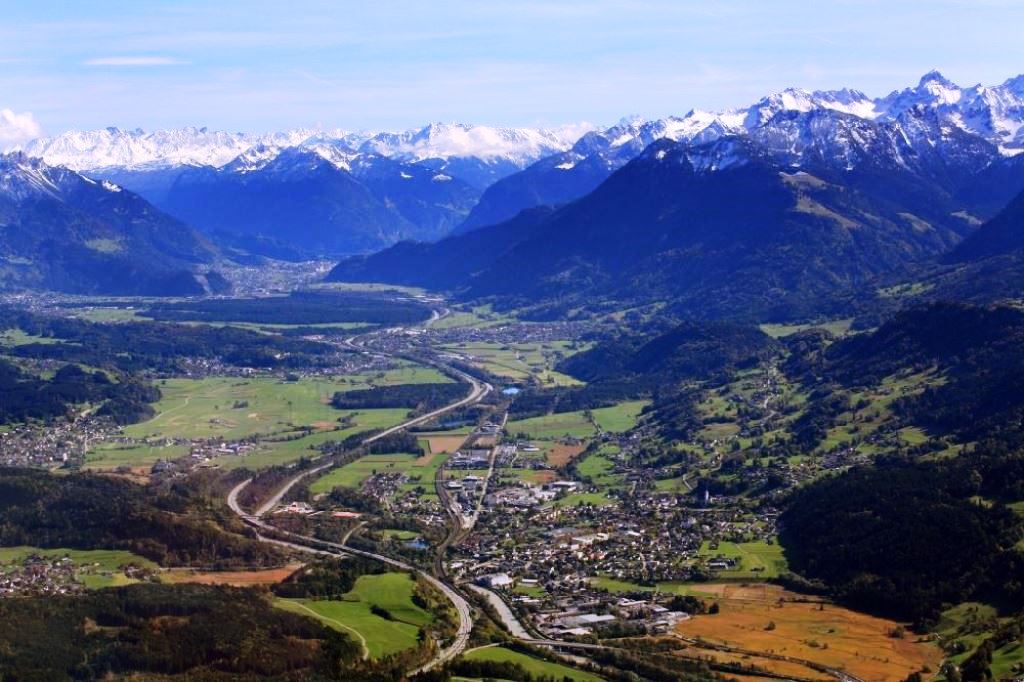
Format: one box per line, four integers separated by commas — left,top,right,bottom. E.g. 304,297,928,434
1,0,1023,139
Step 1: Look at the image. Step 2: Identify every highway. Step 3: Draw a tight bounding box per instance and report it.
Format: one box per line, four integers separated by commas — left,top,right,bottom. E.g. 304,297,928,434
228,477,474,674
226,318,491,674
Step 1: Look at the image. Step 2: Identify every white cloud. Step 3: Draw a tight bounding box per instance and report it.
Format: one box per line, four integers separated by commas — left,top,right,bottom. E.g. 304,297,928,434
0,108,42,150
83,56,188,66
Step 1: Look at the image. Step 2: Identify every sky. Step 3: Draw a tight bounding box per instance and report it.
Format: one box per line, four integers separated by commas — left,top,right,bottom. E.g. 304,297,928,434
2,0,1024,143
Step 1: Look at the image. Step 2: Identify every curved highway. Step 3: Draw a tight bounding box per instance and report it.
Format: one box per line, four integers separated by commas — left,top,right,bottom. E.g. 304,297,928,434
227,318,490,673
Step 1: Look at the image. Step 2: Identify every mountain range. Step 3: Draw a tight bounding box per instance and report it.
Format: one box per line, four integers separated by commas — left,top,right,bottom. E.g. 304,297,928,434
6,71,1024,307
328,71,1024,320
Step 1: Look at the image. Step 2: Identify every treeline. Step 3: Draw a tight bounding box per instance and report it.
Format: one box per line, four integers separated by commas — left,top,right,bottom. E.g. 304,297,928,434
780,451,1024,624
0,583,363,680
331,382,466,411
142,290,432,325
273,557,384,599
558,321,777,386
0,361,158,425
0,469,282,568
0,306,334,373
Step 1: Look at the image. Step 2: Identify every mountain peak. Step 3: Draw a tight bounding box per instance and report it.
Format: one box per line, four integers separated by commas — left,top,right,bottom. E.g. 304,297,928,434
919,69,955,88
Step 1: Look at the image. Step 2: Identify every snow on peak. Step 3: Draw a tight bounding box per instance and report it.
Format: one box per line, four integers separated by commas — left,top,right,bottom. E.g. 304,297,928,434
0,151,88,200
356,122,580,166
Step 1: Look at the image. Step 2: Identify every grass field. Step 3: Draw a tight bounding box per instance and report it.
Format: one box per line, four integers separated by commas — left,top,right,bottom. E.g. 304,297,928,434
550,491,614,508
125,377,361,440
123,375,439,442
462,645,602,682
310,453,420,493
0,329,65,346
275,572,433,658
85,443,189,471
759,318,854,338
309,451,447,497
675,583,942,682
507,410,596,440
589,576,695,595
440,339,586,387
576,448,626,487
698,540,789,579
0,547,158,589
590,400,649,432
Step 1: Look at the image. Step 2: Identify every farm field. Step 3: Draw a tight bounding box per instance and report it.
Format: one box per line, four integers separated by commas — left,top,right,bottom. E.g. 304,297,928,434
461,645,602,682
440,339,586,386
698,540,789,579
0,547,158,589
85,443,189,471
507,410,596,440
675,583,943,682
551,491,614,508
420,432,469,454
590,400,649,432
124,377,363,441
546,441,586,467
166,564,303,586
123,371,447,442
759,317,854,338
275,572,433,658
309,450,447,496
576,447,626,487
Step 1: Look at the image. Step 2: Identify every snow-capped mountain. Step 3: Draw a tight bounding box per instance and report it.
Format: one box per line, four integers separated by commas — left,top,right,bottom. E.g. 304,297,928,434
0,152,217,295
160,142,479,258
460,71,1024,233
19,126,321,171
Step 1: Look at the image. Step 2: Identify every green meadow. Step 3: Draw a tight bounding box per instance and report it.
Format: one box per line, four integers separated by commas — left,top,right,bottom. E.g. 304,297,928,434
461,645,602,682
275,572,433,659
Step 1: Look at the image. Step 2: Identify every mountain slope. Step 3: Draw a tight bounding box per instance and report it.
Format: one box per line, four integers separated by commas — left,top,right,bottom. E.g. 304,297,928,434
161,145,479,257
950,188,1024,262
0,153,217,295
457,71,1024,236
329,128,980,319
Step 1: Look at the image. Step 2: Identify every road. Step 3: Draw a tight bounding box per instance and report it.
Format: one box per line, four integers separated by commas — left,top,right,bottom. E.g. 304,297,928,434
227,318,490,674
228,478,474,674
466,584,531,639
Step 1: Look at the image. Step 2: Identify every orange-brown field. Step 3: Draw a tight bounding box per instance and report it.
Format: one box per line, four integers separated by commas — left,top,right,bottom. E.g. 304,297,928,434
424,434,468,454
674,584,942,682
167,564,303,586
546,442,586,467
519,469,557,484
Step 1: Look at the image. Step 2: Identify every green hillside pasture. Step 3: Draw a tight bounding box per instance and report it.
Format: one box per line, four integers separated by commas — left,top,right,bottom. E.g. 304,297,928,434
275,572,433,659
507,410,596,440
591,400,649,432
576,446,625,488
462,645,602,682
